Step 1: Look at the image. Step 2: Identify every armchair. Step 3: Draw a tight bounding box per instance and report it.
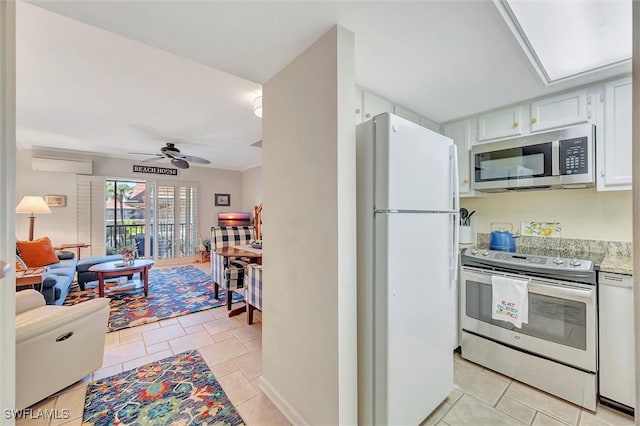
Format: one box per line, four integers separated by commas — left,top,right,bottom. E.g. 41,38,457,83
211,226,255,310
15,290,110,410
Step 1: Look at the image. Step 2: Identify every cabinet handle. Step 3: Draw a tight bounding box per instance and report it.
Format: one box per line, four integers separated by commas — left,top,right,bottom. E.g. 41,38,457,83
365,113,371,119
513,121,519,128
531,117,538,124
355,108,361,114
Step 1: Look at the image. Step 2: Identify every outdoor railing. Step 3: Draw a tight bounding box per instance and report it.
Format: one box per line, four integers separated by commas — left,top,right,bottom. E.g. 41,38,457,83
106,223,195,258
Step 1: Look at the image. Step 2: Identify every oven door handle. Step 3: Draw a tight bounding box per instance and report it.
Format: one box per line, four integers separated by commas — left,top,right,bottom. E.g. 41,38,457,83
529,282,594,299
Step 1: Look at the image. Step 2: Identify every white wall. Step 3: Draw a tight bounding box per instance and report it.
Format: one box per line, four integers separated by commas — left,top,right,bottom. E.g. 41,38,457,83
242,165,262,211
16,148,245,247
261,26,357,425
0,0,16,414
461,189,632,241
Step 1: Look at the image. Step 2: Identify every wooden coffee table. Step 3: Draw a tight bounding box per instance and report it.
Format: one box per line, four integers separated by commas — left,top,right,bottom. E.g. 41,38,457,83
88,259,154,297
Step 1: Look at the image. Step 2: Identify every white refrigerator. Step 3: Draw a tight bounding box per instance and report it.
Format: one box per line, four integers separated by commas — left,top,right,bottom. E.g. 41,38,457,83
357,112,459,425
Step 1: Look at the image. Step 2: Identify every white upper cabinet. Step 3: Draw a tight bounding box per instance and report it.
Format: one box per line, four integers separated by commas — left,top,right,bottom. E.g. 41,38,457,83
530,88,589,132
420,116,441,133
394,105,421,125
599,77,632,190
444,119,475,196
362,91,394,121
477,106,524,142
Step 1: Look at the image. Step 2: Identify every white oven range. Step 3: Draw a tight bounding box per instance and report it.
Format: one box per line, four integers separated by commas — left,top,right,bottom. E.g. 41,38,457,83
460,248,597,411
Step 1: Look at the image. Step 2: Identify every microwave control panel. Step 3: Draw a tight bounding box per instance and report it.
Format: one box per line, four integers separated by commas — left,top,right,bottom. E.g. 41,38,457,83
559,137,588,175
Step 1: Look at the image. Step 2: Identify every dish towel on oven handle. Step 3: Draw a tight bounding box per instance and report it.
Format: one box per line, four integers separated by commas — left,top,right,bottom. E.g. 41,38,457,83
491,275,529,328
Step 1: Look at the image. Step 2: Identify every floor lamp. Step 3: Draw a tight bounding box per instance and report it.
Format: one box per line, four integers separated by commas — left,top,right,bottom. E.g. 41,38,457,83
16,196,52,241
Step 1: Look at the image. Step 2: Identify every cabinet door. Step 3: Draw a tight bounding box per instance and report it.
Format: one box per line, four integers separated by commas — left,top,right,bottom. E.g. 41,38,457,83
362,91,393,121
393,104,421,125
444,120,472,194
601,78,632,190
477,106,523,142
599,273,635,408
530,89,588,132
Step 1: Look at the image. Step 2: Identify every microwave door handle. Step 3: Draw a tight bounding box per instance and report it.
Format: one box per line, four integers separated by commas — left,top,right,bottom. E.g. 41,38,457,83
552,140,560,176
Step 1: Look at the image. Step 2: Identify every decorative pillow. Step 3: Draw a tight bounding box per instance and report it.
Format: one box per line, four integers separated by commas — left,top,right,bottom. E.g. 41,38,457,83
15,255,27,272
16,237,59,267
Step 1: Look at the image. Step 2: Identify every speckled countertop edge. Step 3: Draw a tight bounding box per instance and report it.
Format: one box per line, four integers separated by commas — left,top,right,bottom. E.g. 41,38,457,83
475,234,633,276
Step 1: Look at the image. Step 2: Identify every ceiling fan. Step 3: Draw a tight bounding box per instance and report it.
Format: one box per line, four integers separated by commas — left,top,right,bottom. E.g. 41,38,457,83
128,143,211,169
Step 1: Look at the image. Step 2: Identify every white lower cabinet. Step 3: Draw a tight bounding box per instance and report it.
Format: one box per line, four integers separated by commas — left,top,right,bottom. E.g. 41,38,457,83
598,272,635,409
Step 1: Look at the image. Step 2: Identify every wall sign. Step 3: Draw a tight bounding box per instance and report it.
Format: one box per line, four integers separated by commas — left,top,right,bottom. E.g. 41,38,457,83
132,165,178,176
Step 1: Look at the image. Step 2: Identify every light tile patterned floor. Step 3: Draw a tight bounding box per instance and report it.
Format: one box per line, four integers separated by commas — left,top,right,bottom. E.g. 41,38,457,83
18,262,636,426
421,353,635,426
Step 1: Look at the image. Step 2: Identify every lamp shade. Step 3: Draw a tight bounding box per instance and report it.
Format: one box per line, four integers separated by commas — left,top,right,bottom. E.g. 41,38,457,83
253,96,263,118
16,196,52,215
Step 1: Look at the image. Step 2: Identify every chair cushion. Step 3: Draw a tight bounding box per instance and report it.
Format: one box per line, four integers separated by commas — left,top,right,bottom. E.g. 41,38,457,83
16,237,59,267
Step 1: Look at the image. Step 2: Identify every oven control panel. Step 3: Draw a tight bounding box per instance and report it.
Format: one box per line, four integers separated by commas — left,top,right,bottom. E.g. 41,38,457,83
465,248,593,272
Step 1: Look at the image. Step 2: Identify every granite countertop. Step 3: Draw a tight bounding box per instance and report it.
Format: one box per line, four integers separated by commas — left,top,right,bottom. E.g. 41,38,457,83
600,251,633,275
475,234,633,276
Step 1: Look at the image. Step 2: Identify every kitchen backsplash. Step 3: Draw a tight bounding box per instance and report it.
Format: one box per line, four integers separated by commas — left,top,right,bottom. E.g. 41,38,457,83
460,188,632,242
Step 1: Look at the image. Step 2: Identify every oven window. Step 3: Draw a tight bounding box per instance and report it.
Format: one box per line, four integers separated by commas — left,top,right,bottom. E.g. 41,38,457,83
465,280,587,350
475,142,552,182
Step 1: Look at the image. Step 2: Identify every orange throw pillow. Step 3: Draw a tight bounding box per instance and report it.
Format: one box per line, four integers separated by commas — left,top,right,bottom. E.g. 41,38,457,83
16,237,59,267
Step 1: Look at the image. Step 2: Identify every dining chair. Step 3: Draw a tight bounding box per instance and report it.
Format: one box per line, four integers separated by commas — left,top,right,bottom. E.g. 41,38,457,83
244,263,262,324
210,226,255,310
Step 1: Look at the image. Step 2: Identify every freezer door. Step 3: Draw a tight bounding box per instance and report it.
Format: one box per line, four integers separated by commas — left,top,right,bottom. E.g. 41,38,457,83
374,113,454,211
374,212,454,425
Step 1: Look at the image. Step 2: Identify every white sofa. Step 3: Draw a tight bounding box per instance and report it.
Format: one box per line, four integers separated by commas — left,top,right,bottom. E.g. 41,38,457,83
15,290,110,410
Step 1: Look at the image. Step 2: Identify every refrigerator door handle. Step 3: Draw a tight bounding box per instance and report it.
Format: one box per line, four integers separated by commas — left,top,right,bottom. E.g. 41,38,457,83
450,144,460,284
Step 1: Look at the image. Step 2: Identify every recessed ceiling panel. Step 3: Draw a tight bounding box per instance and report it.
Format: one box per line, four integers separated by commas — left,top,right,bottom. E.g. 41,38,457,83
497,0,631,84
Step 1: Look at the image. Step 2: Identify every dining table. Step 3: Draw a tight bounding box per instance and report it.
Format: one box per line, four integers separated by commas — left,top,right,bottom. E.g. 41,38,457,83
214,244,262,317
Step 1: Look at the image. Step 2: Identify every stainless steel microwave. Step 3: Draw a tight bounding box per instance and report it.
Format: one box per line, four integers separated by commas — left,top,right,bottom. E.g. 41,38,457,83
471,124,595,192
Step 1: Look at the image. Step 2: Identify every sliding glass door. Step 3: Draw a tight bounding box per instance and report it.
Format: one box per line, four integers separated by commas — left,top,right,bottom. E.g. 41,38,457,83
104,179,198,263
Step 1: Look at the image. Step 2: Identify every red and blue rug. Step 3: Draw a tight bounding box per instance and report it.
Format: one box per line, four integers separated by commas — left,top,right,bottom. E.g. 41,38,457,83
83,350,245,426
64,265,244,332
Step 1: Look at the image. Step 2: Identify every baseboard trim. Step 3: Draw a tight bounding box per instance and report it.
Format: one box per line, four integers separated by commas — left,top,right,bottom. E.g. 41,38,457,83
259,376,309,425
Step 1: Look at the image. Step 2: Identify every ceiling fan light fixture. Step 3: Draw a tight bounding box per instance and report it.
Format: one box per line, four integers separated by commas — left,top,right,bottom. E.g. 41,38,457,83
171,158,190,169
253,96,262,118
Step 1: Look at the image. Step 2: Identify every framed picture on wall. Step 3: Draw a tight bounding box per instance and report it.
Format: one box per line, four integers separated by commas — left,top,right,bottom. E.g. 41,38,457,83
44,195,66,207
215,193,231,206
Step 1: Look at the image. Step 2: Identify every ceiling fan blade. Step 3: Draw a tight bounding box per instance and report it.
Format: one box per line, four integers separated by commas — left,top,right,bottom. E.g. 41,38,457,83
140,156,165,163
173,153,211,164
128,152,161,156
171,158,190,169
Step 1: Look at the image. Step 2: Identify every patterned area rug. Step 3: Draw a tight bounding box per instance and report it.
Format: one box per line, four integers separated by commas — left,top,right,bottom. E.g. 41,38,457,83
64,265,244,332
83,350,245,426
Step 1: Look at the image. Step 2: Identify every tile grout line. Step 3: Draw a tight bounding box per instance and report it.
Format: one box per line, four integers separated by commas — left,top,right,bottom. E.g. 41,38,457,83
492,377,513,408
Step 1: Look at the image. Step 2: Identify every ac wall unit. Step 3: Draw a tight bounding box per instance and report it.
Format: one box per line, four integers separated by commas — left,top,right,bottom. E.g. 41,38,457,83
31,157,93,175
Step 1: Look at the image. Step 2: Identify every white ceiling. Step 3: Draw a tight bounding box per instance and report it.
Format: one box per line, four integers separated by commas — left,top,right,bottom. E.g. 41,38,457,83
17,0,631,171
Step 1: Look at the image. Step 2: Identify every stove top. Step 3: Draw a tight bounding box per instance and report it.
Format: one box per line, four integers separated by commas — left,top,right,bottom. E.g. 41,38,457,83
461,247,598,285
